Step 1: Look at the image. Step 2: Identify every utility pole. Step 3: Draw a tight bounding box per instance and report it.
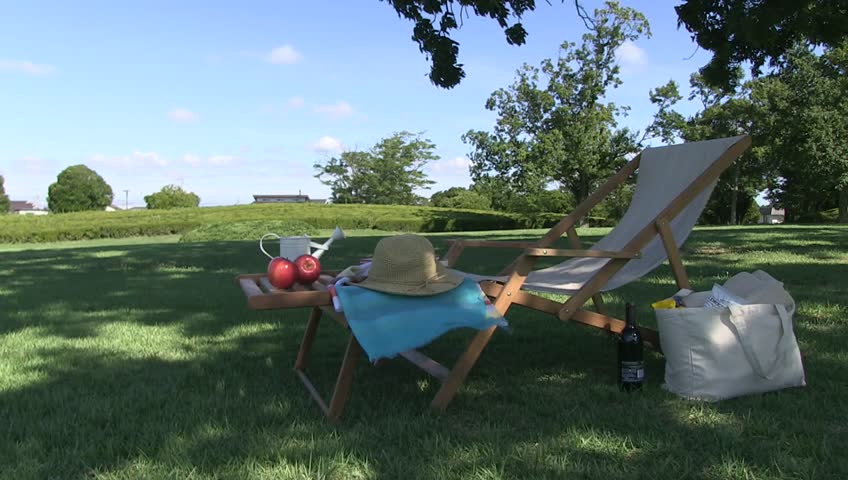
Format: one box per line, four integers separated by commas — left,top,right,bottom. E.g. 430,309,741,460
123,190,129,210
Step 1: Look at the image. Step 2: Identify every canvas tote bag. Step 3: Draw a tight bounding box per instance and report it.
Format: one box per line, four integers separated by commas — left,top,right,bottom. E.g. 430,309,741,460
655,270,806,402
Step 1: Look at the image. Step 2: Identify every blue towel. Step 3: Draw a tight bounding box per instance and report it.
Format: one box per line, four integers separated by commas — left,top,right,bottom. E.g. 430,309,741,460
336,278,509,362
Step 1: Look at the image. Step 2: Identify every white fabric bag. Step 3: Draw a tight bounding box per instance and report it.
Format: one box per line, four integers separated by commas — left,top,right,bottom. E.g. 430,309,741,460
656,270,806,401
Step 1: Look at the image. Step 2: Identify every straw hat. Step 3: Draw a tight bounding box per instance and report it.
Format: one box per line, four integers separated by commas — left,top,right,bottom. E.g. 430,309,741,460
356,234,464,296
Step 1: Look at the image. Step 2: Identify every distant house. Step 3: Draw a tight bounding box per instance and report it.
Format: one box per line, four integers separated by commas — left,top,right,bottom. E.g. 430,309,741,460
759,205,785,224
9,201,48,215
104,204,122,212
253,194,311,204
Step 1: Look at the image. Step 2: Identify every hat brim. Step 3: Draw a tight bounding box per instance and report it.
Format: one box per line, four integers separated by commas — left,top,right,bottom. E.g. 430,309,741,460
355,265,464,297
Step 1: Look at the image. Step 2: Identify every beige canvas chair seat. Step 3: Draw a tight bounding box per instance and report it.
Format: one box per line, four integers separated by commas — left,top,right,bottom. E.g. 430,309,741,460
459,136,744,294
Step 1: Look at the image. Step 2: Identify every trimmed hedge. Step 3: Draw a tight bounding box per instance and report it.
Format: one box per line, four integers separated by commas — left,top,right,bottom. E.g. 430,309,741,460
179,220,318,243
0,204,564,244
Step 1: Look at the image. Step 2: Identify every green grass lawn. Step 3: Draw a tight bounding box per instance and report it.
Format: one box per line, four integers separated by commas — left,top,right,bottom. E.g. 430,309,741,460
1,225,846,479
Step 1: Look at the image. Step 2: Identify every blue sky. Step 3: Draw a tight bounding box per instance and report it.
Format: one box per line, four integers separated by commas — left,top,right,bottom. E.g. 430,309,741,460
1,0,713,208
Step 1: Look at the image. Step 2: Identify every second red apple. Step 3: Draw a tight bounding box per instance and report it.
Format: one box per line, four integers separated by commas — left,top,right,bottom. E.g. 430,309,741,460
294,254,321,284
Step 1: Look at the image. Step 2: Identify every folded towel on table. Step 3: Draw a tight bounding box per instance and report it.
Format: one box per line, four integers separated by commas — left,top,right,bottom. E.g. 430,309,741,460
336,278,509,362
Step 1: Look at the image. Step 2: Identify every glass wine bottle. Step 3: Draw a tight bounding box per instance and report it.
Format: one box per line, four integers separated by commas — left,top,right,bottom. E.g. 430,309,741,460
618,302,645,392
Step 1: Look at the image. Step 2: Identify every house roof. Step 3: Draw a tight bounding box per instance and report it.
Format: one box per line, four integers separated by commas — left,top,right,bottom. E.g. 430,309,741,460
758,205,785,216
253,194,310,199
9,200,35,212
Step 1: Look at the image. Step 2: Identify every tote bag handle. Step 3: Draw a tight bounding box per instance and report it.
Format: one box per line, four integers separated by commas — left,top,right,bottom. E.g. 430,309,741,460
727,304,793,380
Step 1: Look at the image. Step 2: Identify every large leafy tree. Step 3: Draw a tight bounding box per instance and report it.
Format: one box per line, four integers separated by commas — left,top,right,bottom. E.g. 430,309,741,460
47,165,114,213
647,73,768,225
691,74,765,225
750,42,848,223
0,175,10,214
144,185,201,210
383,0,847,91
676,0,848,91
462,1,648,212
314,131,437,205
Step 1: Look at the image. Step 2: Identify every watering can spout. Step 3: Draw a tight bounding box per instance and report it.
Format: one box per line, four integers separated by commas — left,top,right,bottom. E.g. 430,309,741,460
310,226,345,259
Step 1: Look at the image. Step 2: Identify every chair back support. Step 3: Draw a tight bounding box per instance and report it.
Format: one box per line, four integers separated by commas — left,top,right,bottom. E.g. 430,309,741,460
521,135,748,293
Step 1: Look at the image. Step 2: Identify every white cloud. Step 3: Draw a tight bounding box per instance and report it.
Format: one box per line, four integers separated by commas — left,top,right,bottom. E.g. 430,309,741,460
208,155,238,166
0,60,56,76
131,151,168,167
313,101,355,119
265,45,303,64
616,40,648,70
168,108,198,123
432,156,471,173
183,154,202,166
311,136,344,154
287,96,305,109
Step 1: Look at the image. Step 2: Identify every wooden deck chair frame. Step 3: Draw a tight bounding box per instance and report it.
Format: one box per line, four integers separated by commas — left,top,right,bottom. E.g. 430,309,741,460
237,135,751,421
433,135,752,409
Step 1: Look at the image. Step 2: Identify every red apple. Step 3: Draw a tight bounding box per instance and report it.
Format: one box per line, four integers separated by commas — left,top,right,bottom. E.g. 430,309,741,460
294,254,322,284
267,257,297,289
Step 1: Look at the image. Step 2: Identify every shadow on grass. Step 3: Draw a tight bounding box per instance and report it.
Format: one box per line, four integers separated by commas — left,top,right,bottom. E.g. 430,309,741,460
0,227,846,478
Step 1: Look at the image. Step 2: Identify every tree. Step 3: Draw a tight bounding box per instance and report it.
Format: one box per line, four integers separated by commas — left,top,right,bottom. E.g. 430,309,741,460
676,0,848,91
749,42,848,223
0,175,10,214
430,187,492,210
47,165,113,213
144,185,201,210
462,2,648,214
383,1,847,91
647,73,768,225
314,131,437,204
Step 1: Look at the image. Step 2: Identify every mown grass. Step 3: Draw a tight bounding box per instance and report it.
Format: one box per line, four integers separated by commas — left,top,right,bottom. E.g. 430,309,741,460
0,225,846,479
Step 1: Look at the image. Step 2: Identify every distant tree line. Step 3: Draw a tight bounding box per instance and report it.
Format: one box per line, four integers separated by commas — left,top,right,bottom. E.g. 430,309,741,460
1,165,202,214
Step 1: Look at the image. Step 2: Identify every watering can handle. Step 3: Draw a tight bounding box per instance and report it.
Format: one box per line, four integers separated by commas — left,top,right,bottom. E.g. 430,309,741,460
259,233,281,260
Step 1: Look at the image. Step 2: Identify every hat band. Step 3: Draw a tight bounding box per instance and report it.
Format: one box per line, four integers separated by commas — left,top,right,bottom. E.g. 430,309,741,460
366,271,453,286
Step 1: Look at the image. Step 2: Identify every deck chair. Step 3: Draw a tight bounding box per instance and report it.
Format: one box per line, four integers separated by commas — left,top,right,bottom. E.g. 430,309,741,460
430,135,752,409
237,135,751,420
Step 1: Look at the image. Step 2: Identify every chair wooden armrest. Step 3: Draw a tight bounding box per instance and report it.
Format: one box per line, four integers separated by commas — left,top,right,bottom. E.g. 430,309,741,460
444,239,540,268
523,248,641,259
448,239,539,249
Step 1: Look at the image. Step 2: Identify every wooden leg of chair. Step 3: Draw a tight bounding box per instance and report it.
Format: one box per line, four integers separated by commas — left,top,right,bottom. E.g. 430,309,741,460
327,334,363,422
430,325,497,412
591,293,608,315
295,307,322,371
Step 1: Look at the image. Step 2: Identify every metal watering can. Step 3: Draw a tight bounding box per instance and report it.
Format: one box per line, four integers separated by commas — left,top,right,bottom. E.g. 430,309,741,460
260,226,345,261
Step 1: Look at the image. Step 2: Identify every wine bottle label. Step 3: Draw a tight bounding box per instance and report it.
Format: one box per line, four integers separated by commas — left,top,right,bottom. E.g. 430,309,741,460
620,361,645,382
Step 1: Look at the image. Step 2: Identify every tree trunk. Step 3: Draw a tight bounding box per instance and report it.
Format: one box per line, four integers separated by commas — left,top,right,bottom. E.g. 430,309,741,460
728,164,739,225
839,186,848,224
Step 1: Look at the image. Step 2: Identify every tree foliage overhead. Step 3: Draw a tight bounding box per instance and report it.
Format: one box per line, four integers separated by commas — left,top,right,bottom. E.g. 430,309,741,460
382,0,541,88
383,0,847,92
47,165,114,213
463,1,648,211
144,185,201,210
0,175,10,214
676,0,848,91
314,131,437,205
